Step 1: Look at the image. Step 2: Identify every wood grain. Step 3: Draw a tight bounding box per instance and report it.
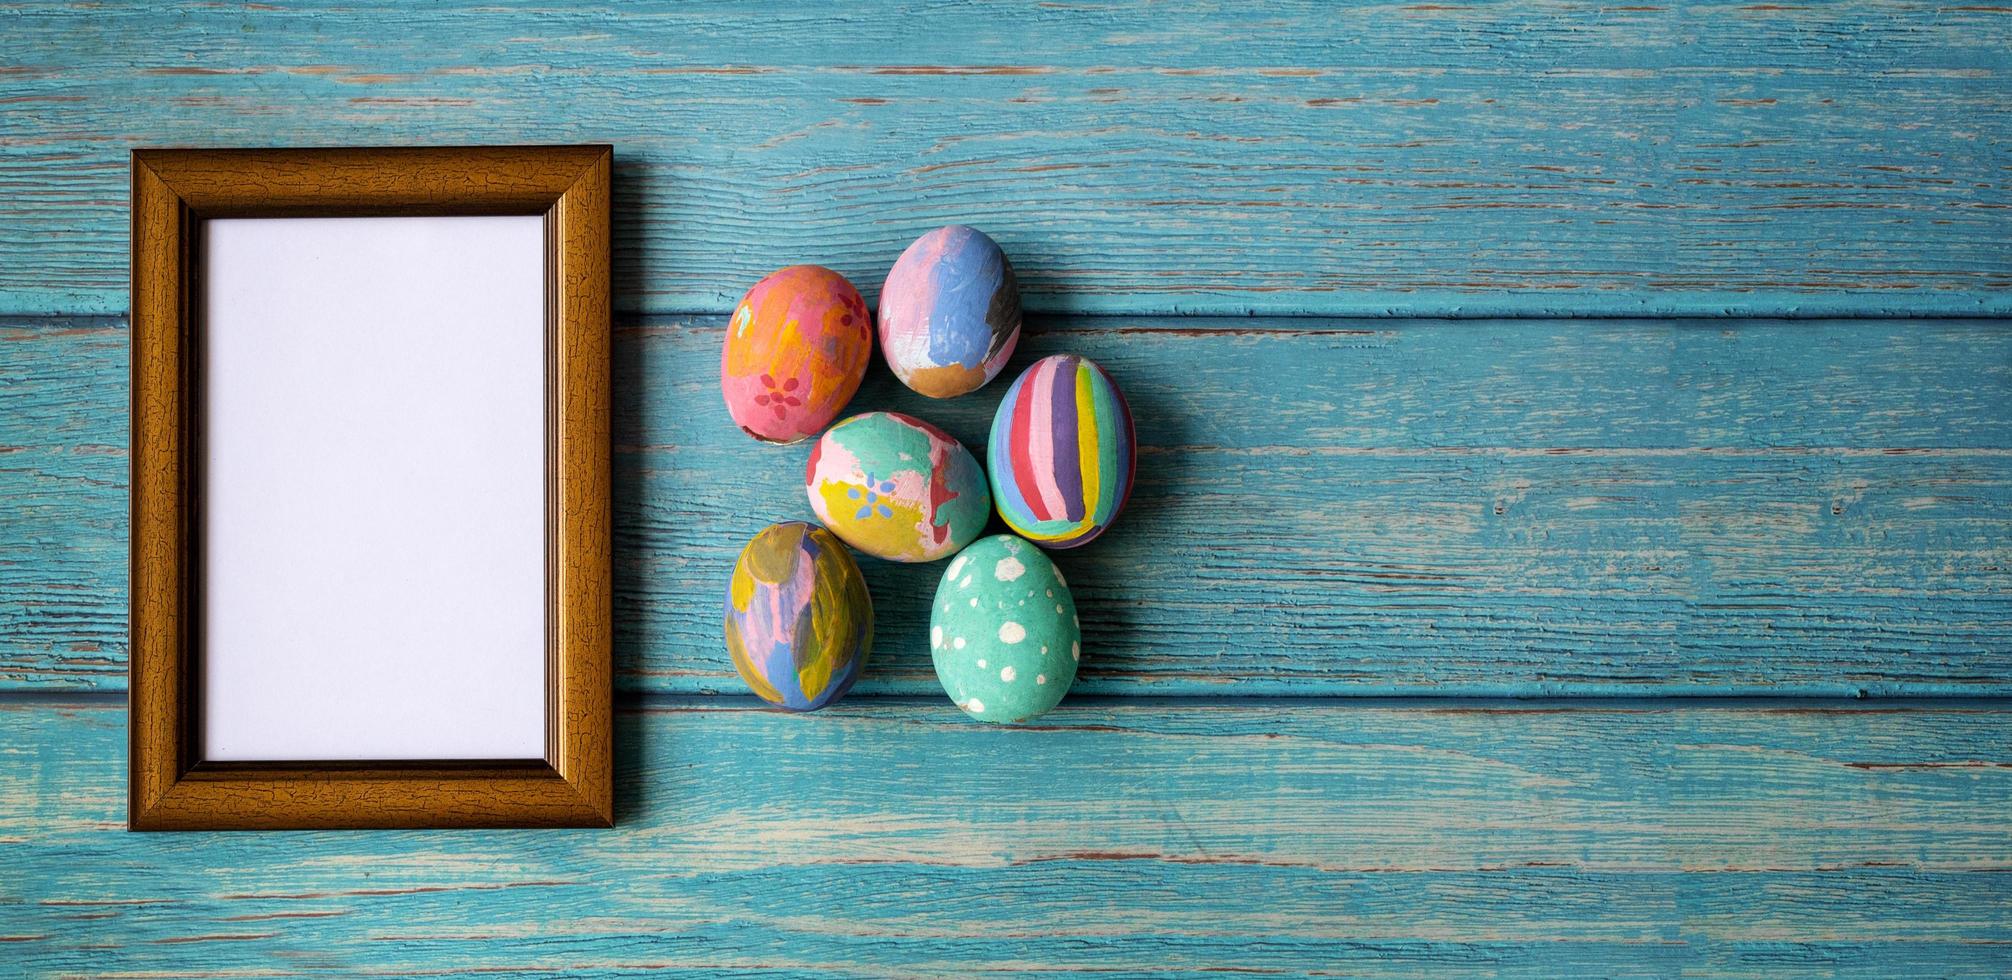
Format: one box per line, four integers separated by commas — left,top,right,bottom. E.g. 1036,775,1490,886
8,315,2006,696
125,157,190,822
4,697,2008,976
3,6,2009,969
550,146,616,822
137,145,612,216
124,147,614,829
1,1,2008,317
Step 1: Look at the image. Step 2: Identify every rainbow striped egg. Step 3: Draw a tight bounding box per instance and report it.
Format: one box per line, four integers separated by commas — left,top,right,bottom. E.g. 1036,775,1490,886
986,354,1136,549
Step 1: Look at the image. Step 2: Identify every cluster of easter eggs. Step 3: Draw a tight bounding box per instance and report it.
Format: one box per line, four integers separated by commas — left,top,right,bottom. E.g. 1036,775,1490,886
720,226,1136,724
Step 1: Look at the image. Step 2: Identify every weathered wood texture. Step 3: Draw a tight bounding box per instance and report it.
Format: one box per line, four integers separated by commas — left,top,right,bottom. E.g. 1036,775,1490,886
5,698,2009,977
1,1,2009,317
5,315,2007,696
5,4,2011,974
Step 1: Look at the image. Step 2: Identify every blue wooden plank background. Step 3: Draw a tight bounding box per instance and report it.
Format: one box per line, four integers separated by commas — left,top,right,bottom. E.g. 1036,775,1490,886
8,698,2012,977
9,315,2011,696
2,2,2010,976
1,1,2008,316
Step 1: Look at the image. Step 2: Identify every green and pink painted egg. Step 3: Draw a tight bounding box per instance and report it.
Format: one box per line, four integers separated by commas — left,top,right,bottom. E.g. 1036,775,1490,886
806,412,990,563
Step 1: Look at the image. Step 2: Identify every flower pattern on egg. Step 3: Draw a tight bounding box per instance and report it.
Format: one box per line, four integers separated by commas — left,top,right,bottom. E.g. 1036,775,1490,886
847,472,897,521
751,373,802,420
720,266,871,445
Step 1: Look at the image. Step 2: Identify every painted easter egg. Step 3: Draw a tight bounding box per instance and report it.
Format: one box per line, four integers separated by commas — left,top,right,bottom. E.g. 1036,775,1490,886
721,265,873,444
987,354,1136,549
929,535,1079,723
806,412,992,563
723,521,873,711
878,225,1022,398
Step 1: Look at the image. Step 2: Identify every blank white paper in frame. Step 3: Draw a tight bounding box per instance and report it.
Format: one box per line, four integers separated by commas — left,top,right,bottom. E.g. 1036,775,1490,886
200,216,547,762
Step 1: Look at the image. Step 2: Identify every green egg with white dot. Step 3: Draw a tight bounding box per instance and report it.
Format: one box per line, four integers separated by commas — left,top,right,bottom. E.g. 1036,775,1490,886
929,534,1080,723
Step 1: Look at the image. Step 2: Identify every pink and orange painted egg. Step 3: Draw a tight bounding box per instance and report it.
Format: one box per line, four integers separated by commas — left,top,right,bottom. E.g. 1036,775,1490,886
806,412,991,563
721,265,873,444
723,521,873,711
987,354,1136,549
878,225,1022,398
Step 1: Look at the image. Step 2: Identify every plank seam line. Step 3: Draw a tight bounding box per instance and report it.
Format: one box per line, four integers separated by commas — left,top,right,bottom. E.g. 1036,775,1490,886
8,310,2012,327
11,689,2012,711
643,309,2012,323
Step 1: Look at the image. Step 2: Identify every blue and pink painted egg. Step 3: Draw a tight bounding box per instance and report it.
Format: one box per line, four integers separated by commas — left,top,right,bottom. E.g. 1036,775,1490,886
878,225,1022,399
723,521,873,711
987,354,1136,549
806,412,991,563
721,265,873,445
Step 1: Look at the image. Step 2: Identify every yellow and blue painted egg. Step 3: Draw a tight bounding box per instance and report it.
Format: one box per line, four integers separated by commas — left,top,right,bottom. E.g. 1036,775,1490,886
723,521,873,711
878,225,1022,398
805,412,991,563
987,354,1136,548
721,265,873,445
929,535,1079,723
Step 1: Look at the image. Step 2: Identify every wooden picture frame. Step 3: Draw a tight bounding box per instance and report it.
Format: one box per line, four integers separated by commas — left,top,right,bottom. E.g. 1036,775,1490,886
128,146,613,830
